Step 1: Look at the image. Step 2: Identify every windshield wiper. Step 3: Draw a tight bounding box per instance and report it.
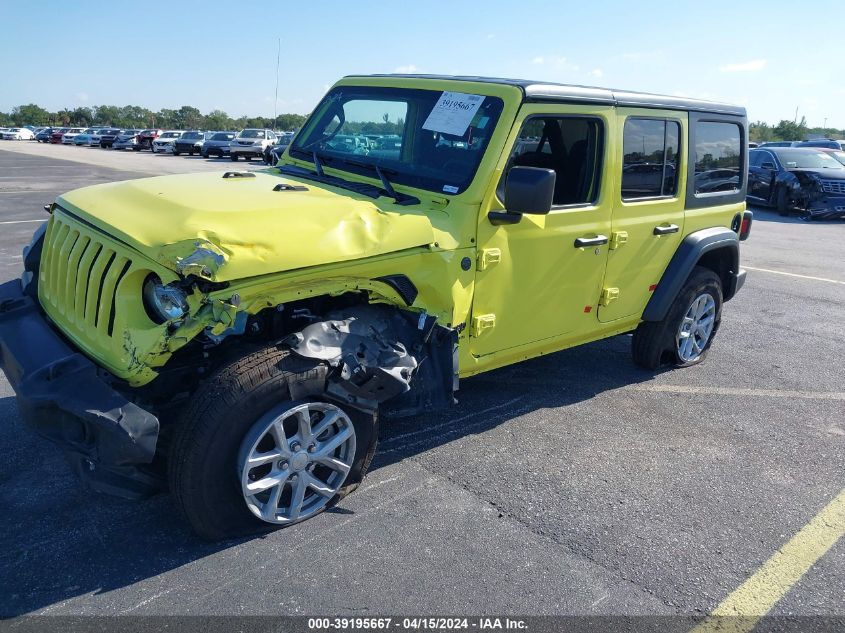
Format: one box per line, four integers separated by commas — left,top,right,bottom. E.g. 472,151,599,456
312,151,325,177
337,158,419,206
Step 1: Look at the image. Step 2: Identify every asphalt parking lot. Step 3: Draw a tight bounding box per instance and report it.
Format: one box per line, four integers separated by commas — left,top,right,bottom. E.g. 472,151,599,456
0,144,842,626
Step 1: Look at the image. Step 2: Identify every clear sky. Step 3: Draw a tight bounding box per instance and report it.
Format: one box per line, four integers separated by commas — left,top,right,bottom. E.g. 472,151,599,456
3,0,844,127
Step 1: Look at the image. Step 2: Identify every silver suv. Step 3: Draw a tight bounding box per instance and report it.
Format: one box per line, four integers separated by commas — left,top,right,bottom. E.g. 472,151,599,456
230,128,277,161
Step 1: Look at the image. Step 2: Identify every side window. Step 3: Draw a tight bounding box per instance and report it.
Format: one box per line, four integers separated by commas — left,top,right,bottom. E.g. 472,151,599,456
621,118,681,199
748,151,762,167
693,121,741,195
502,116,603,206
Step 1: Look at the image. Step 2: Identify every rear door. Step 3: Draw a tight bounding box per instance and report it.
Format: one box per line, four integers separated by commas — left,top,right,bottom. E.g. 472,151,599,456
598,109,686,323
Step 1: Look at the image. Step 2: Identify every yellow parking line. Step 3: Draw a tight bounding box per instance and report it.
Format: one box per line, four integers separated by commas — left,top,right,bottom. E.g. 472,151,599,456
744,266,845,285
691,488,845,633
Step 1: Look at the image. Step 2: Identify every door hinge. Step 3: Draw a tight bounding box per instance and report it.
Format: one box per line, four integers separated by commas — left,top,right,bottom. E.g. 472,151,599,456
471,314,496,337
477,248,501,271
599,287,620,306
609,231,628,250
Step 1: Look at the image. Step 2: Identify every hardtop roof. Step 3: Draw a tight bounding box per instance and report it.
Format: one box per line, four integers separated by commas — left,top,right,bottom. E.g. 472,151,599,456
347,74,746,117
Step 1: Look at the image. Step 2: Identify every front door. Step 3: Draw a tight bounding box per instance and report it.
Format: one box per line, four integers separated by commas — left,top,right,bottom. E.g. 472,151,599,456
469,105,615,359
598,110,686,323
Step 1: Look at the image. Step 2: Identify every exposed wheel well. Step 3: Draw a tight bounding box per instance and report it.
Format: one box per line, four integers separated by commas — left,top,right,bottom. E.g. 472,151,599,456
695,248,733,292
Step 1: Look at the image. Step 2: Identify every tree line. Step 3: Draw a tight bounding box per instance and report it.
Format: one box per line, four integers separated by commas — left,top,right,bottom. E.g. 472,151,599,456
0,103,308,132
749,117,843,143
2,103,842,143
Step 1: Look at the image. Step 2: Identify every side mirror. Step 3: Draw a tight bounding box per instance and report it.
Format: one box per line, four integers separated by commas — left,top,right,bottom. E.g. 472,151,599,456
761,162,776,171
489,166,556,226
505,166,556,214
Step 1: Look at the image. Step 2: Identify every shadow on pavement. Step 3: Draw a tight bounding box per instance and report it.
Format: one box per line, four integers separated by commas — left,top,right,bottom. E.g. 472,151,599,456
0,333,658,616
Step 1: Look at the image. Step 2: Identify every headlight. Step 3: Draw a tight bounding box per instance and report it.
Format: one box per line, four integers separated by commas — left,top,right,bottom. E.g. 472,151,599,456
143,275,188,323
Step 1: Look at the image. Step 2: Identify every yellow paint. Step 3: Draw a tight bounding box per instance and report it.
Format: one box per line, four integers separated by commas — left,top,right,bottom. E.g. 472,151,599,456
691,488,845,633
57,170,435,283
36,75,747,389
598,108,687,323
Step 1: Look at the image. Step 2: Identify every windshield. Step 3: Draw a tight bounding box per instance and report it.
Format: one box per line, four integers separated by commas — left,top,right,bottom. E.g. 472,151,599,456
828,151,845,166
182,131,203,139
211,132,235,141
161,132,182,139
289,86,505,195
776,150,845,169
238,129,265,139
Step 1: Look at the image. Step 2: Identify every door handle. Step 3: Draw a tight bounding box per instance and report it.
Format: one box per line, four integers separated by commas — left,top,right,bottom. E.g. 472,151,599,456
653,224,679,235
574,235,609,248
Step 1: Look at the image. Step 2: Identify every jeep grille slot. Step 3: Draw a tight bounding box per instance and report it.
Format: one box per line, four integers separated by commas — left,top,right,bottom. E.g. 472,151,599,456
40,213,133,339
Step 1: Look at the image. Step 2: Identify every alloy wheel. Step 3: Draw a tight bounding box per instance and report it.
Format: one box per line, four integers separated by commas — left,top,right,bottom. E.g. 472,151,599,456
238,402,356,524
676,293,716,362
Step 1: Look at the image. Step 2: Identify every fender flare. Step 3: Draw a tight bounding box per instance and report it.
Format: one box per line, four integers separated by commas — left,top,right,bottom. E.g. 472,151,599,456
642,227,740,322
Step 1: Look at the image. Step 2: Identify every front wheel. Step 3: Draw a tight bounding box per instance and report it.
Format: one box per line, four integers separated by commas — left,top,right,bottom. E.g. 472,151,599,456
632,266,723,370
776,186,790,216
230,154,238,161
167,346,378,540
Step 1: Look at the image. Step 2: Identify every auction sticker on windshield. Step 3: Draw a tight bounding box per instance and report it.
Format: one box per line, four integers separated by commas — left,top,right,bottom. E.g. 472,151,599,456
422,92,484,136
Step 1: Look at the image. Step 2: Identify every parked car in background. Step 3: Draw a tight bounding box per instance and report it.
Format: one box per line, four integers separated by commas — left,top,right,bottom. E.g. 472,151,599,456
173,130,207,155
816,148,845,166
263,131,295,165
2,127,36,140
229,128,277,161
758,141,801,148
61,128,86,144
50,128,70,143
748,147,845,220
795,139,845,151
152,130,185,153
35,127,54,142
113,130,140,150
200,131,235,157
90,128,109,146
136,129,163,151
73,128,100,146
97,128,125,148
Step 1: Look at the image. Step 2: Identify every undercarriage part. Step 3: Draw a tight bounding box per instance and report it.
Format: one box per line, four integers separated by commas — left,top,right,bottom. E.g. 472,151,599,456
284,305,456,416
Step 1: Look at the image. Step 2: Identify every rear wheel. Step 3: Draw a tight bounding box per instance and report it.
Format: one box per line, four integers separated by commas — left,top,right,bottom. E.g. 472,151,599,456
230,154,238,161
632,267,722,370
167,346,378,540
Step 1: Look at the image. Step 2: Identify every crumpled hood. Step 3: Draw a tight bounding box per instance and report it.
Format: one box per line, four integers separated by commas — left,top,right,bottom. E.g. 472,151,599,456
57,170,435,282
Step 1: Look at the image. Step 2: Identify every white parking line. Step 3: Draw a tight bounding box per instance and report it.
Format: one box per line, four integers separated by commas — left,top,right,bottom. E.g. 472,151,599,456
0,219,44,224
745,266,845,285
631,385,845,401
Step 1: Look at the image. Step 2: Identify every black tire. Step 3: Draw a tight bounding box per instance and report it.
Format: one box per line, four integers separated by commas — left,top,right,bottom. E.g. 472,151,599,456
167,345,378,540
631,266,723,370
776,186,790,216
230,154,238,161
173,150,180,156
201,151,209,158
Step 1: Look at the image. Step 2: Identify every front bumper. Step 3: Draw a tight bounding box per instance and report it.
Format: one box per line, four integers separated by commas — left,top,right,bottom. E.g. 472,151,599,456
806,196,845,220
230,144,264,156
153,144,174,153
203,144,230,155
0,280,161,498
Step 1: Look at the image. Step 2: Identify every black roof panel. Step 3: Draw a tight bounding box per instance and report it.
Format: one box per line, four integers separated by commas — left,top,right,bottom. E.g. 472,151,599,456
346,74,746,117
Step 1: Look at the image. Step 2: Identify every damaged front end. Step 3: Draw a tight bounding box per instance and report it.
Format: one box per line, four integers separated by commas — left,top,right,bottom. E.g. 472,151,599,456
284,305,457,417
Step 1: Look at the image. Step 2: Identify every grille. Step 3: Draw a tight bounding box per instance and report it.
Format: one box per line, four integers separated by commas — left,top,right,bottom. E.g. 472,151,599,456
820,179,845,195
39,212,132,338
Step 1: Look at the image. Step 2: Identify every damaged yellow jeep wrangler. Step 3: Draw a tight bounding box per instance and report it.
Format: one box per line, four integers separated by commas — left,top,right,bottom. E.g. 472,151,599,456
0,75,752,539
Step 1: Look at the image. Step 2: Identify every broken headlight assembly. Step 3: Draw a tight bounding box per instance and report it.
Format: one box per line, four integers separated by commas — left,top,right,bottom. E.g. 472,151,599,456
143,274,189,323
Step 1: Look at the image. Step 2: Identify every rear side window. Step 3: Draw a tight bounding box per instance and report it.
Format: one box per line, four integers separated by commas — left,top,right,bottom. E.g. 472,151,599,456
693,122,741,195
621,118,680,199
